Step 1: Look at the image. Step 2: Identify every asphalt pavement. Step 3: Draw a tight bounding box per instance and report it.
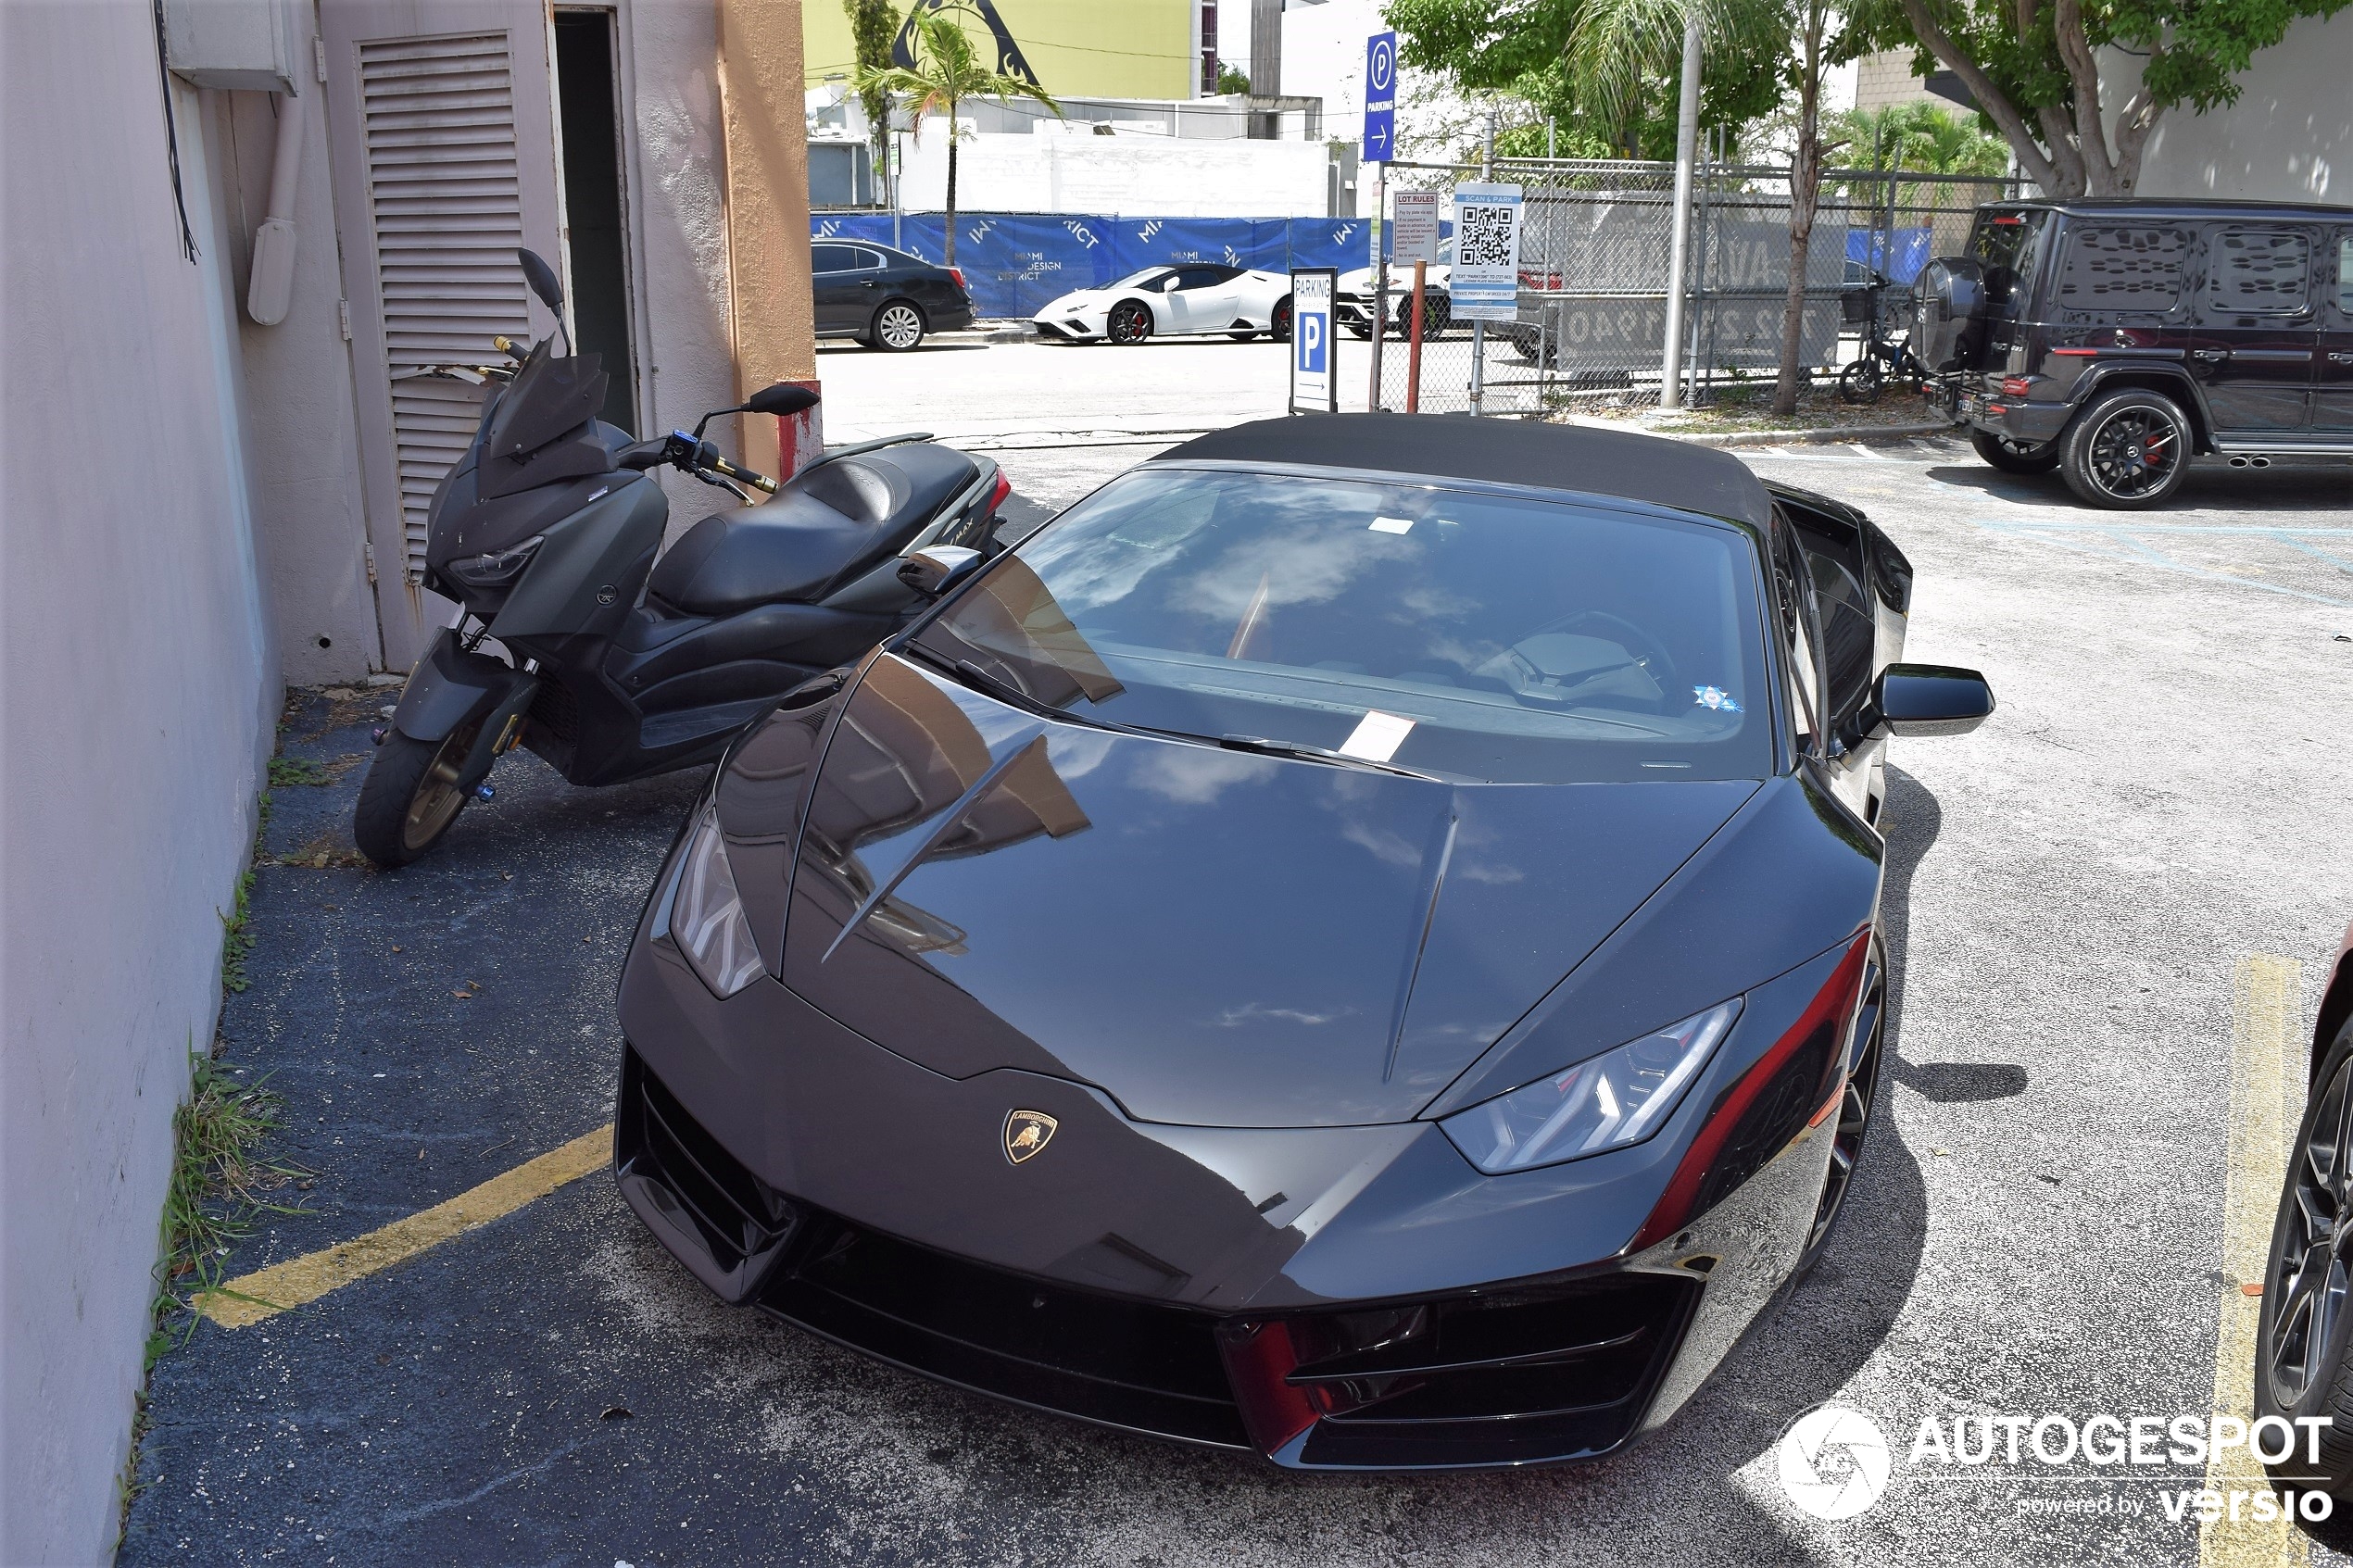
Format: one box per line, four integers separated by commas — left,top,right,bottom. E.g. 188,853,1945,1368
120,336,2353,1565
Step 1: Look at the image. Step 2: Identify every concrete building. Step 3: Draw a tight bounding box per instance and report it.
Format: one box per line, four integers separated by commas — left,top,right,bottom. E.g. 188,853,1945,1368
2109,11,2348,202
0,2,816,1560
802,0,1206,99
1851,16,2348,202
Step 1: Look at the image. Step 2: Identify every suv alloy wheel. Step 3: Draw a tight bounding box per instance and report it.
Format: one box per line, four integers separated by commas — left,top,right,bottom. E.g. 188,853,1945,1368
2060,387,2193,508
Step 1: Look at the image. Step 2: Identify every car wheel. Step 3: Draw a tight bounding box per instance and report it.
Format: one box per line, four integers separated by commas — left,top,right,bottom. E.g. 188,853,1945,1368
871,300,925,351
1839,358,1884,405
1106,301,1152,346
1270,296,1292,343
1969,426,2059,473
2059,388,2191,508
1346,323,1374,341
2257,1019,2353,1499
1793,943,1885,1275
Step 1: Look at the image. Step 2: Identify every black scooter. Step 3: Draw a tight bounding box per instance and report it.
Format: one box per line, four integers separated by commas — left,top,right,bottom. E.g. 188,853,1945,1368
355,249,1006,867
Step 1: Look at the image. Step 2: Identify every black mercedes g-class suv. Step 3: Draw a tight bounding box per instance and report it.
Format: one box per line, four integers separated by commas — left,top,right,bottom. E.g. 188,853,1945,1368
1915,197,2353,508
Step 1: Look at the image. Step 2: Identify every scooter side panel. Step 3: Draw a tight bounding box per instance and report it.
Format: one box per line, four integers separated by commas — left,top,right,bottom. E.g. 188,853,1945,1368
490,478,667,644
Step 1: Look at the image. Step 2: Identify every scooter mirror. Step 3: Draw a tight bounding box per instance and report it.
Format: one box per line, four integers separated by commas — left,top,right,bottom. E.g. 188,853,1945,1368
898,546,981,597
519,248,565,313
742,383,820,419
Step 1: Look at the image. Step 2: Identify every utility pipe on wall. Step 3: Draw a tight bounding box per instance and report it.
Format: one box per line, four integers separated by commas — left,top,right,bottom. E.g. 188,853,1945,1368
245,93,303,325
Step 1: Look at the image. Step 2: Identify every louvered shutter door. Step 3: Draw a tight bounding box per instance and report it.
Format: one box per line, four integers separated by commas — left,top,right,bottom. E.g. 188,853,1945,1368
357,32,532,581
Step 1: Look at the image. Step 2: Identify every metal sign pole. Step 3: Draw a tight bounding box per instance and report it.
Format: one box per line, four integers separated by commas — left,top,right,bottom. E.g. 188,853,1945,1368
1368,161,1387,410
1468,107,1494,416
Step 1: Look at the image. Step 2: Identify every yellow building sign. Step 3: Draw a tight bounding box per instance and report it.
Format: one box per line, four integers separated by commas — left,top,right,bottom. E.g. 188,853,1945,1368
806,0,1199,102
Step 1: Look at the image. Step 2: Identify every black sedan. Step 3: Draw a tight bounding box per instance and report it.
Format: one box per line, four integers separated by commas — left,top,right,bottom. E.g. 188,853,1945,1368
610,415,1994,1471
812,240,975,351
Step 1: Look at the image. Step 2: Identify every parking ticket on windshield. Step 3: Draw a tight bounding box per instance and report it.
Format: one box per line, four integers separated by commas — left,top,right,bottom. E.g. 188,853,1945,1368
1339,710,1416,762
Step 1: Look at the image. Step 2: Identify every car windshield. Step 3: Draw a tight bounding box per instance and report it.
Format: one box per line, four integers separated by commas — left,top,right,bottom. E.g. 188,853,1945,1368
1112,268,1175,289
911,468,1771,785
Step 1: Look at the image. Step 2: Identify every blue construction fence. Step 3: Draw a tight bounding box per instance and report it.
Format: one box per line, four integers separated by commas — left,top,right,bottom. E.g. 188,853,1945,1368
810,212,1446,320
1846,226,1934,285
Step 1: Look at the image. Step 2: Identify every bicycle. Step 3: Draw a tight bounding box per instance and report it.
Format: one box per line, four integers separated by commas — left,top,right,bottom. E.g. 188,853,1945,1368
1837,273,1929,405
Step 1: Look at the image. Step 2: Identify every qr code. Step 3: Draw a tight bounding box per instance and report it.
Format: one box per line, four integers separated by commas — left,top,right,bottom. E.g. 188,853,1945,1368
1457,204,1516,268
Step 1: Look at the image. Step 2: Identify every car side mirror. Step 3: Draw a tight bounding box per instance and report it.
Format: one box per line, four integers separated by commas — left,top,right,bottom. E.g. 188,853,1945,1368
1860,663,1994,738
742,382,820,419
898,546,981,597
519,248,564,313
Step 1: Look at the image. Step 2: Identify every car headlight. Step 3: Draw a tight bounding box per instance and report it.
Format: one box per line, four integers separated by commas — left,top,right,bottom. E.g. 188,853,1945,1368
666,802,763,998
1440,998,1743,1174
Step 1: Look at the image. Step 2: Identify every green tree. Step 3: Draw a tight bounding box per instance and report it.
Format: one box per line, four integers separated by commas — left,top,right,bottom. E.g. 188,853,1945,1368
852,1,1060,264
1390,0,1784,158
1846,0,2351,194
1831,100,2009,175
845,0,898,188
1216,63,1252,94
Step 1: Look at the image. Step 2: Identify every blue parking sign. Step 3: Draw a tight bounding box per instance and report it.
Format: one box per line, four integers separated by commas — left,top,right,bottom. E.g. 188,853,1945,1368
1362,31,1396,163
1289,269,1337,413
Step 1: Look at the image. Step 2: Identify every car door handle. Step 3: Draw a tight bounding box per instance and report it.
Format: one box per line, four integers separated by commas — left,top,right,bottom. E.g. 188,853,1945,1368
2192,348,2228,361
2330,352,2353,365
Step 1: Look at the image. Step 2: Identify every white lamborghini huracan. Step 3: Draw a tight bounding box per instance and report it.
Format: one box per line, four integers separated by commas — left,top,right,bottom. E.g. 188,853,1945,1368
1032,264,1293,345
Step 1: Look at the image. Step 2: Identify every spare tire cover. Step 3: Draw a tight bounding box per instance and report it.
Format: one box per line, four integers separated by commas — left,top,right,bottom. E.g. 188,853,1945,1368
1913,257,1987,373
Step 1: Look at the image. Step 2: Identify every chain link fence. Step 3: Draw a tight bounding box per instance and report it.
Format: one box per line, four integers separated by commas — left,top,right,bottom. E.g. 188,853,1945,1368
1365,157,2023,415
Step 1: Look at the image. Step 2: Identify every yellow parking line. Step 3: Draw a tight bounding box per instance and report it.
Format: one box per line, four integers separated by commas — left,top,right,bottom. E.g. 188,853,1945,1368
2201,954,2306,1568
194,1125,613,1329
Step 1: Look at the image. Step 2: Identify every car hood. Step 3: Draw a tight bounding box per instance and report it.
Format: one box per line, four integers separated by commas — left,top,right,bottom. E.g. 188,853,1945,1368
1340,264,1451,292
1036,289,1114,316
765,655,1762,1128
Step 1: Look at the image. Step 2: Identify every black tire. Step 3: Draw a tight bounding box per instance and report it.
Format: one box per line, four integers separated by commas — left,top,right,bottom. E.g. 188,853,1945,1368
869,300,925,351
1345,322,1375,341
1105,300,1152,346
1270,296,1292,343
2258,1019,2353,1500
353,723,481,868
2060,387,2192,508
1793,942,1886,1276
1398,294,1453,338
1227,329,1260,342
1839,358,1885,406
1970,426,2060,473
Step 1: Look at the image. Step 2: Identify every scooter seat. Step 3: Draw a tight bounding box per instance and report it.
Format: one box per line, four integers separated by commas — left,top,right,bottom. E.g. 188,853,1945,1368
647,443,980,615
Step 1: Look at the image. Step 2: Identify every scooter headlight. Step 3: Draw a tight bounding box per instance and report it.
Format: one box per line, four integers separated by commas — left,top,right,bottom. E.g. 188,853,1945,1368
666,803,763,998
446,534,544,589
1440,999,1743,1174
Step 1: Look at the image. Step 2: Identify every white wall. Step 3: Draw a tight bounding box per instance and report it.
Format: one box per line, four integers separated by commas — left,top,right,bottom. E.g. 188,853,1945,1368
214,74,379,684
2108,12,2351,201
894,125,1331,217
622,0,748,525
1,5,278,1562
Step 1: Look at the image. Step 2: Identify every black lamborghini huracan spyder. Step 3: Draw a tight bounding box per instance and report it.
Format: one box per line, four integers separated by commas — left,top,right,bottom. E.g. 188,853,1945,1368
610,414,1994,1471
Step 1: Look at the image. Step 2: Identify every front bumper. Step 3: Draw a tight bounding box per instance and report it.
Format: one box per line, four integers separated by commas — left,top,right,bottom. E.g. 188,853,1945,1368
613,894,1854,1470
1032,306,1107,341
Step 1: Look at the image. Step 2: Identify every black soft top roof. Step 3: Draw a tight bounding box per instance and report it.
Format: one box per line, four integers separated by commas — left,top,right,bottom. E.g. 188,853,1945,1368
1158,413,1773,529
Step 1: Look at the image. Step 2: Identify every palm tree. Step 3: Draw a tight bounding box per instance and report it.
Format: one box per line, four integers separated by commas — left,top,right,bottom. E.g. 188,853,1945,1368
852,1,1060,266
1563,0,1845,416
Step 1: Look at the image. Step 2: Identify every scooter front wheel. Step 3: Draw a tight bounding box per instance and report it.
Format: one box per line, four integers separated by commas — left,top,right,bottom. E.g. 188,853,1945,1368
354,722,482,868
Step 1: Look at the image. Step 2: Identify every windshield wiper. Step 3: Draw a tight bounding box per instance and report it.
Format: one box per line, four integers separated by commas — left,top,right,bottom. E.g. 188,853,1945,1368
1217,734,1445,783
900,643,1140,736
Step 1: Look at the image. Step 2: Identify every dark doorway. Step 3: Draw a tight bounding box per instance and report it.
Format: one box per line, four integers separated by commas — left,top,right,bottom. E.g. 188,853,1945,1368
554,10,637,433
